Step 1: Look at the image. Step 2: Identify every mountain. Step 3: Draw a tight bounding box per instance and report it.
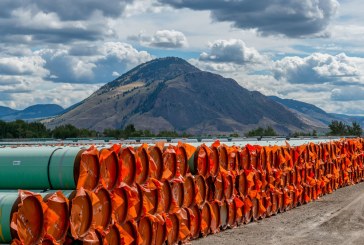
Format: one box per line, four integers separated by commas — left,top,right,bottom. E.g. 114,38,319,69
0,106,17,117
269,96,364,128
269,96,335,127
0,104,64,121
327,113,364,127
46,57,313,135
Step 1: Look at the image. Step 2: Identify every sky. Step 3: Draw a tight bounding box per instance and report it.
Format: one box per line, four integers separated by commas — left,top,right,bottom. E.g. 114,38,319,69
1,0,364,116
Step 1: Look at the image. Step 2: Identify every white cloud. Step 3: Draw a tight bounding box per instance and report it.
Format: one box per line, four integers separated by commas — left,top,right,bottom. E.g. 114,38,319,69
199,39,266,65
35,42,153,84
152,30,188,48
0,75,101,109
100,42,153,65
123,0,168,17
112,71,120,77
159,0,339,37
0,42,153,109
0,55,49,76
273,53,363,84
189,58,242,73
189,39,268,74
0,0,134,21
129,29,188,48
321,100,364,115
331,87,364,101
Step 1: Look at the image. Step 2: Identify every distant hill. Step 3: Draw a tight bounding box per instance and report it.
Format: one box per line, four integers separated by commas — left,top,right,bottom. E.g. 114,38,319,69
0,106,17,117
46,57,313,135
269,96,364,128
329,113,364,127
0,104,64,121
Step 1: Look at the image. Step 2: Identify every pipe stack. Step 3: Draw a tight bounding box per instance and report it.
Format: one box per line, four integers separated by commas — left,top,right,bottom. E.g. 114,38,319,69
0,138,364,244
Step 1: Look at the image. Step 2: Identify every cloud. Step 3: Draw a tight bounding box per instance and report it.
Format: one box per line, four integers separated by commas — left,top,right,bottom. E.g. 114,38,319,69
158,0,339,37
95,42,153,81
0,75,43,107
321,100,364,115
112,71,121,77
331,87,364,101
0,77,22,86
0,64,102,109
36,42,153,84
128,29,188,48
123,0,168,17
68,45,100,57
189,59,242,73
273,53,363,84
0,81,101,109
0,55,49,77
151,30,188,48
199,39,265,65
189,39,267,73
0,0,141,45
0,40,153,109
0,0,133,21
0,8,116,44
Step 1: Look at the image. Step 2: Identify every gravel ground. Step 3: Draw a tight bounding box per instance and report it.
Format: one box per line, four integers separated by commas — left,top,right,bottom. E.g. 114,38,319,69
193,182,364,245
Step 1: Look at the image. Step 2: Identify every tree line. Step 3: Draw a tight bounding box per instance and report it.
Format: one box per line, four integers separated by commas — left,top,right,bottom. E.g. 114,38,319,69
0,120,362,140
0,120,98,139
103,124,192,139
327,121,362,136
0,120,191,139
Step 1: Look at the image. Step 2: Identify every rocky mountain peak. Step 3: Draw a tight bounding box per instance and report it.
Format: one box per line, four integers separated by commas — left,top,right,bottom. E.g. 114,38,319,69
98,57,200,94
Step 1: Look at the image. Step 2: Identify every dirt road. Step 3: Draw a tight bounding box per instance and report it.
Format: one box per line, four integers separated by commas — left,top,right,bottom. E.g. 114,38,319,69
193,182,364,245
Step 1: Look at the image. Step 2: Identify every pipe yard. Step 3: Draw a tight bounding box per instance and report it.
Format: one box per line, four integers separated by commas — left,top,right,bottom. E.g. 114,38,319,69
1,137,364,244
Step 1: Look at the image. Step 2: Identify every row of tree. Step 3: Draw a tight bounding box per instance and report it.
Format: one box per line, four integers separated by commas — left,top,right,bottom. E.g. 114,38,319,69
0,120,362,139
328,121,362,136
248,122,362,137
103,124,192,139
0,120,98,139
245,126,277,137
0,120,190,139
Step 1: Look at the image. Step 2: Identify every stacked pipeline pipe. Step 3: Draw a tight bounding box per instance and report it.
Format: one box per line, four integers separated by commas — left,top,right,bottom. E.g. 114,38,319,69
1,139,364,244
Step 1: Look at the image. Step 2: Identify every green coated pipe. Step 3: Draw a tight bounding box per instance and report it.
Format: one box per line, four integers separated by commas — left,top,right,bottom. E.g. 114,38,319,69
0,190,78,243
0,192,19,243
188,147,203,175
41,190,74,199
188,146,210,176
48,147,85,190
0,147,60,189
0,146,86,190
188,151,197,175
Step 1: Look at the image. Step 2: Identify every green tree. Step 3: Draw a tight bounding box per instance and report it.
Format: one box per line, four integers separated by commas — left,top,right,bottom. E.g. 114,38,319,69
124,124,136,133
181,132,192,138
0,120,6,138
157,131,179,137
0,120,52,139
143,130,153,137
347,122,362,137
122,124,137,138
104,128,122,138
312,129,317,136
264,126,277,136
292,129,318,137
27,122,50,138
246,126,277,137
246,127,264,137
52,124,79,139
328,120,347,136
